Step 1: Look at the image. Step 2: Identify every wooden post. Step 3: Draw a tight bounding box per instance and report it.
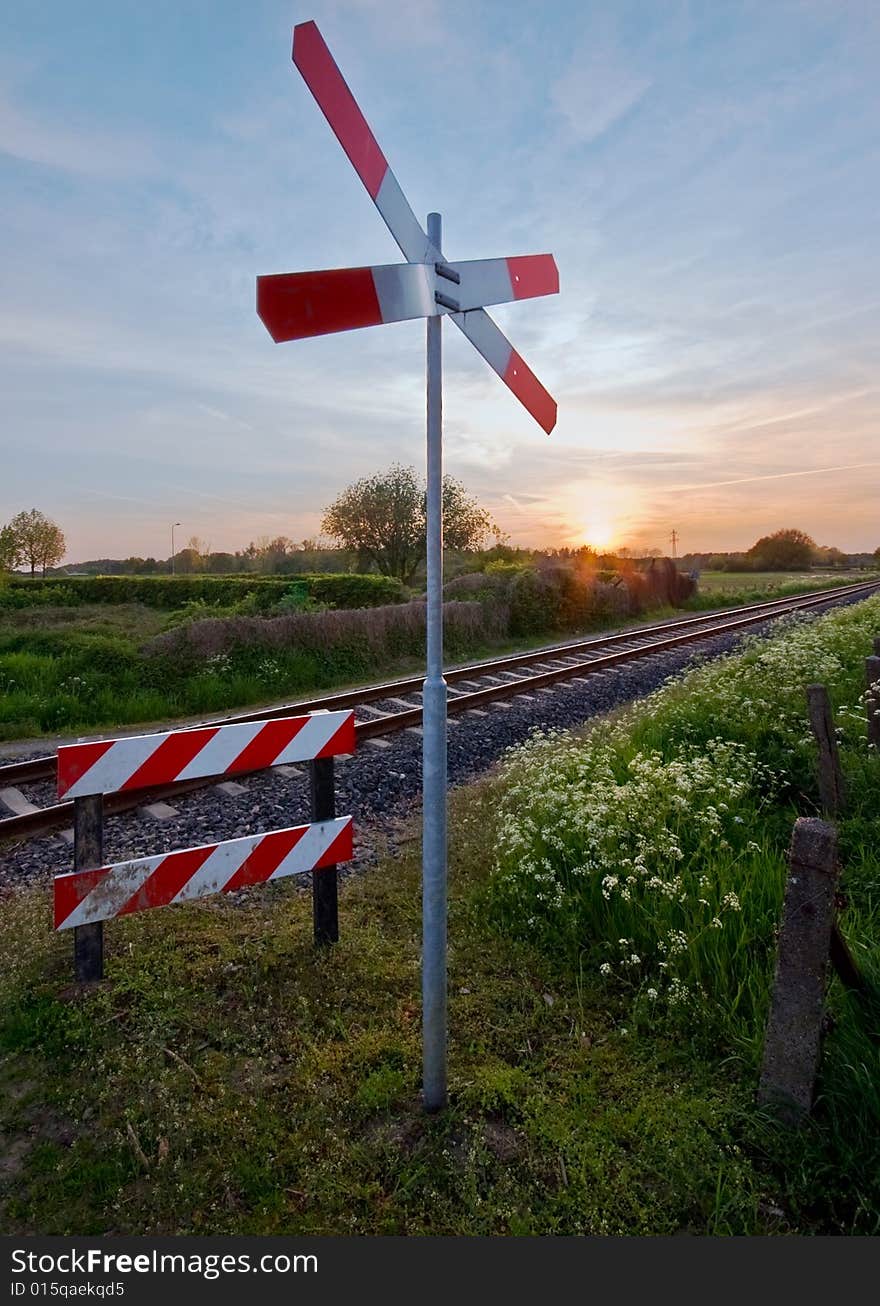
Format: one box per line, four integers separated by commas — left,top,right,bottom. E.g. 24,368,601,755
310,757,339,945
758,818,839,1121
804,683,864,988
806,684,845,815
73,794,104,982
866,655,880,750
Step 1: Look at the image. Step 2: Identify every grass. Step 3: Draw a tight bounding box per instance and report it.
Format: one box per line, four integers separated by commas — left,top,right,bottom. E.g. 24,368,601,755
689,570,867,605
2,597,880,1233
0,572,875,744
0,783,795,1236
488,595,880,1231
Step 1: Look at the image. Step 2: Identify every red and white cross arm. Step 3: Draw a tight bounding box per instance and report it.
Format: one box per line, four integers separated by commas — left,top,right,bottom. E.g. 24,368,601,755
290,20,558,433
257,254,558,343
54,819,354,930
258,263,435,341
452,310,558,435
293,20,433,265
57,710,355,799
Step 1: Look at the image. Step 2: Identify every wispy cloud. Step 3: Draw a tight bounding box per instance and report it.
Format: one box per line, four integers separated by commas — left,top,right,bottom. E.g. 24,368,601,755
551,23,652,144
0,85,157,178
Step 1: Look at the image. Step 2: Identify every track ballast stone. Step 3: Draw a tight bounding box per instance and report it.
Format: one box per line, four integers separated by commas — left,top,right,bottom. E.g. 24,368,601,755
0,595,868,894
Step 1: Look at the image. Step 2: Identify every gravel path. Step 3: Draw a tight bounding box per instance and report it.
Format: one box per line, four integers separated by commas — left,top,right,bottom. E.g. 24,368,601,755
0,594,867,893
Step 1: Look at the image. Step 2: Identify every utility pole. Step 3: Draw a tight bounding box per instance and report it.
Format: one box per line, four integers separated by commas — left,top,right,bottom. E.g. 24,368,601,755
669,529,679,560
171,522,181,574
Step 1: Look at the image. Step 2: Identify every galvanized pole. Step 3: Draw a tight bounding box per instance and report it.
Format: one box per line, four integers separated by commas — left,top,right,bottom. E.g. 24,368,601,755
422,210,448,1112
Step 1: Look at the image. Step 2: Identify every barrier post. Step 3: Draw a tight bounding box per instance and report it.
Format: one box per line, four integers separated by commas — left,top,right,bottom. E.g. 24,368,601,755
73,793,104,981
758,817,839,1121
310,757,338,945
806,684,845,815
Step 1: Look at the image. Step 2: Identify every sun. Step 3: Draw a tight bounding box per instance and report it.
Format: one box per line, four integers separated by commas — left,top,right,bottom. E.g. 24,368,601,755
577,513,617,551
564,482,642,553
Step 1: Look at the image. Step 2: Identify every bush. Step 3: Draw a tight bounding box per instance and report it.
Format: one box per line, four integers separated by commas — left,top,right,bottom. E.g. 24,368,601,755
4,573,406,611
489,595,880,1033
145,599,500,670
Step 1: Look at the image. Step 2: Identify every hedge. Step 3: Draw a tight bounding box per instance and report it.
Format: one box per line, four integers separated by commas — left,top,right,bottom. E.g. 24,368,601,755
3,573,406,611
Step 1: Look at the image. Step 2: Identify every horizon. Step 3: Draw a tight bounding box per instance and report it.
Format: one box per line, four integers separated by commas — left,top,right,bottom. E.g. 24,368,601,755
2,2,879,559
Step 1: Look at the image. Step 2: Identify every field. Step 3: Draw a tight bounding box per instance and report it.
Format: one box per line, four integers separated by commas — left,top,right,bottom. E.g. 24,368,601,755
2,595,879,1234
0,571,874,742
695,570,860,595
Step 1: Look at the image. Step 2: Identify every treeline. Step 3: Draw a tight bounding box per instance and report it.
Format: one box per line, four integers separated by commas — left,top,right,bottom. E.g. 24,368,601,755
60,538,354,577
58,542,667,582
680,528,880,573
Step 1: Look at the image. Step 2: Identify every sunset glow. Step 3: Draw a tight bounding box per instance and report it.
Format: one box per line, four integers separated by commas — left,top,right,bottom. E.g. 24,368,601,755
1,2,878,559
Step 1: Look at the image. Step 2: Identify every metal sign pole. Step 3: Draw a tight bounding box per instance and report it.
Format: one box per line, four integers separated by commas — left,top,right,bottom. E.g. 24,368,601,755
258,20,560,1114
422,210,448,1112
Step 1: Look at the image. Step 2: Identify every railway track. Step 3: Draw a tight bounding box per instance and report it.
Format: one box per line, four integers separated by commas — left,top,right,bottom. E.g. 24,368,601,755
1,578,877,847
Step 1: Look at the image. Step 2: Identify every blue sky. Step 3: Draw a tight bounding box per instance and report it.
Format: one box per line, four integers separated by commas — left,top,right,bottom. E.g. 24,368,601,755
1,0,878,560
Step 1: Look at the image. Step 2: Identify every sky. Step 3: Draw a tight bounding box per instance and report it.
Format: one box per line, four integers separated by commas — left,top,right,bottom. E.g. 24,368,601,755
1,0,878,561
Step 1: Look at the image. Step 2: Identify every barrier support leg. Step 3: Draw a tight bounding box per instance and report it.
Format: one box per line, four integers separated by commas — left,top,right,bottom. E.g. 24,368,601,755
311,757,338,945
73,793,104,982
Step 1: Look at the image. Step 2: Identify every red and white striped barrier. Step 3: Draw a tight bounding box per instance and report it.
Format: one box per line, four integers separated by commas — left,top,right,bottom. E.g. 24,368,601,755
57,710,355,799
257,255,558,343
54,818,353,930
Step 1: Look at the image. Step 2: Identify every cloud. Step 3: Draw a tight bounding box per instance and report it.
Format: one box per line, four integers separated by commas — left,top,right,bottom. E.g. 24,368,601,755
551,24,652,144
0,85,157,178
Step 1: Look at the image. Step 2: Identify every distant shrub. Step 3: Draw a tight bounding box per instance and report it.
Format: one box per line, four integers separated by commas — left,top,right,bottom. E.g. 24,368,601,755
145,599,497,669
0,583,81,609
508,569,561,635
5,573,406,611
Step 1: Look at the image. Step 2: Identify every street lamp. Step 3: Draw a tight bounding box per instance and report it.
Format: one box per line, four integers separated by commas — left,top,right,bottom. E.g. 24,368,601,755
171,522,181,574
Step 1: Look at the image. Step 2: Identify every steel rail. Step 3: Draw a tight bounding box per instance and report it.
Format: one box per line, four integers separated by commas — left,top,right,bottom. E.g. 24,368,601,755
1,577,877,790
1,578,877,846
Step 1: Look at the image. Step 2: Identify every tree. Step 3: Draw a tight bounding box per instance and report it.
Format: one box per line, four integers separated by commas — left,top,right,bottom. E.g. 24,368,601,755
0,524,21,573
745,527,816,571
185,536,211,571
207,551,238,574
174,547,202,575
7,508,66,576
321,464,493,584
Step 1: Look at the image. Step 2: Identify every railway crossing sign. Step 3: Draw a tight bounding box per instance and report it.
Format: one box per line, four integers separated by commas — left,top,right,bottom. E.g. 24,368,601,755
257,19,559,1111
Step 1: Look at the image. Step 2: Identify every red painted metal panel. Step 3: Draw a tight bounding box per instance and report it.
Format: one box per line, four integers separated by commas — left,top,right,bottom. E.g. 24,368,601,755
58,710,356,799
223,826,307,893
120,727,220,793
257,268,383,341
56,740,114,799
503,349,557,434
117,845,215,918
54,818,355,929
53,865,108,930
507,254,559,301
316,712,356,758
293,21,388,200
225,716,309,775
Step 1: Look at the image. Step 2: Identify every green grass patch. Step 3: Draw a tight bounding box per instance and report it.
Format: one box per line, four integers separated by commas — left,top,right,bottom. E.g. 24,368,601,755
687,570,870,607
0,575,875,743
488,594,880,1231
3,598,880,1233
0,791,786,1235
